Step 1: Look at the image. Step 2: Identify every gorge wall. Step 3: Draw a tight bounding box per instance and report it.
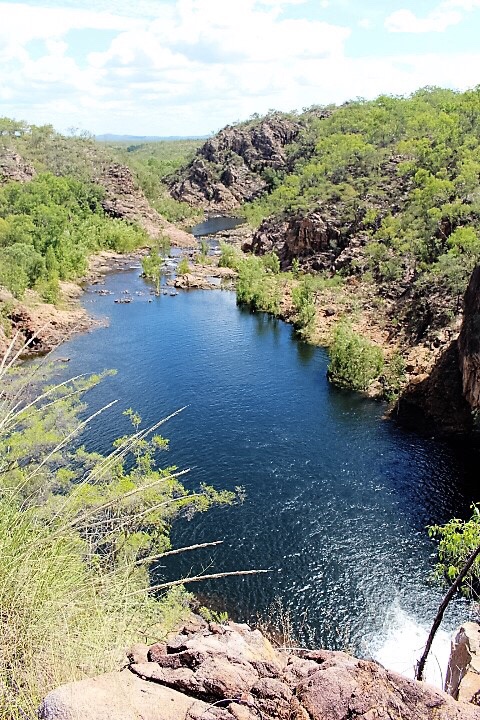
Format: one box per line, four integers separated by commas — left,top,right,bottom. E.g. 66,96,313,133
170,115,301,211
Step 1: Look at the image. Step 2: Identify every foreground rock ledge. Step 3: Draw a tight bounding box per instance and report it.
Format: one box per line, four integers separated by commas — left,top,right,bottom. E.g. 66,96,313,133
39,619,480,720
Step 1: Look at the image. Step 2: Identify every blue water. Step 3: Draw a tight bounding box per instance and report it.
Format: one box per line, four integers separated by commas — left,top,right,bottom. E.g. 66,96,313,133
54,260,478,675
190,216,244,236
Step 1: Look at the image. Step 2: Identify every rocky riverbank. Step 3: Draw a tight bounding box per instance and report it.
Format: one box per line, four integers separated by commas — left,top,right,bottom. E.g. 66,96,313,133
40,617,480,720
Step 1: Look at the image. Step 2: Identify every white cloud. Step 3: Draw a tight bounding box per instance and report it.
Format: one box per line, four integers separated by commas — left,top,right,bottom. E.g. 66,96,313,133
0,2,140,42
1,0,480,136
385,7,462,33
444,0,480,8
358,18,372,29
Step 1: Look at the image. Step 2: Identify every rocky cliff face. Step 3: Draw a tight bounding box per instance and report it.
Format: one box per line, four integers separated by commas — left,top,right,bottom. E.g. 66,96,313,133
0,149,36,183
395,264,480,435
244,210,368,272
97,162,195,247
170,116,301,211
458,265,480,412
39,618,480,720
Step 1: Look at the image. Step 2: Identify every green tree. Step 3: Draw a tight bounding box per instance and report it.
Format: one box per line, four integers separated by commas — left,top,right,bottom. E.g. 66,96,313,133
142,246,163,293
328,321,384,391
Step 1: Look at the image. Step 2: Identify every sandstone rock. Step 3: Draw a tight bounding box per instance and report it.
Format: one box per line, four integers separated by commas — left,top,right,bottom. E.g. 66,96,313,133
394,341,472,435
446,623,480,703
39,670,209,720
0,149,36,183
458,266,480,410
247,211,373,275
40,623,480,720
98,163,195,248
127,642,149,664
170,116,301,212
395,263,480,435
148,641,168,662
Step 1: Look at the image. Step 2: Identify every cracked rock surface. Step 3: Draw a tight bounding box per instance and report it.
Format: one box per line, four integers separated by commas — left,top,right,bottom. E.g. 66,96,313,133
39,618,480,720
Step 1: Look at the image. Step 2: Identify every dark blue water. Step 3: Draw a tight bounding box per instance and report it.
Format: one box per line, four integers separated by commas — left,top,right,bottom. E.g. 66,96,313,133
54,265,478,681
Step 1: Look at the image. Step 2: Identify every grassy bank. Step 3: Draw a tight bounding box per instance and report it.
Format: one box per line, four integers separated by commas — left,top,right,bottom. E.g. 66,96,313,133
218,242,405,400
0,348,235,718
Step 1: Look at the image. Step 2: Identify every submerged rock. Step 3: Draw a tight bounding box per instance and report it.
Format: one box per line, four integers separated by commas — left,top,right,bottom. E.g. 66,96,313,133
39,621,480,719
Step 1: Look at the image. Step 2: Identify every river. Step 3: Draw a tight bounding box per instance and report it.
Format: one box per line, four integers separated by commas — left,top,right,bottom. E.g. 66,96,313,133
52,218,479,687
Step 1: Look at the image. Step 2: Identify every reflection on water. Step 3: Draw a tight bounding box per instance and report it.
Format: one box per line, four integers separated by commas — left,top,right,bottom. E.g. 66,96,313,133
190,216,245,237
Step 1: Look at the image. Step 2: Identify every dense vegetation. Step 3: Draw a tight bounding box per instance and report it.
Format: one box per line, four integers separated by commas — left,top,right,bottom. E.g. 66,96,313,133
429,506,480,597
0,354,235,718
0,120,204,303
0,172,147,301
244,87,480,301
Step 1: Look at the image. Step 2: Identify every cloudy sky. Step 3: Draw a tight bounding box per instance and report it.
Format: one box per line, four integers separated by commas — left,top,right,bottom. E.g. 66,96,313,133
1,0,480,136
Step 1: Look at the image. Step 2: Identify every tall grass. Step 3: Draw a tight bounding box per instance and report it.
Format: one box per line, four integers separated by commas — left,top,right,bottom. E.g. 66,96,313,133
0,339,199,718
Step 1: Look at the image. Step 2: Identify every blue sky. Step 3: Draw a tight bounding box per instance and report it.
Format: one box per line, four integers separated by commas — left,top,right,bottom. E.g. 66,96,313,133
1,0,480,136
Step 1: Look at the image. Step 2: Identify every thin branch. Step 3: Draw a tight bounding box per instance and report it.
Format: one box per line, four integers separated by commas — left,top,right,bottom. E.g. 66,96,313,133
62,468,191,531
416,543,480,681
19,400,118,499
135,541,224,566
131,568,271,595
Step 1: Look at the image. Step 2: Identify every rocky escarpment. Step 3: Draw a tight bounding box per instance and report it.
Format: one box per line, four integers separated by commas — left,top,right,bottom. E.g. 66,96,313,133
395,264,480,435
242,155,414,274
243,209,368,273
98,163,195,247
40,618,480,720
0,148,36,183
458,265,480,411
170,115,301,211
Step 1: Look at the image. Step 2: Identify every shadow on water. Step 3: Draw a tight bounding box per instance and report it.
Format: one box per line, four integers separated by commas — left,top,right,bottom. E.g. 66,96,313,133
294,335,317,365
190,216,245,237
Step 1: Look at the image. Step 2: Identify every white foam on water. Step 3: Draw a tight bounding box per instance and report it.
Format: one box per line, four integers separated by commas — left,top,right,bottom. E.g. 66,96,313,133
370,602,452,689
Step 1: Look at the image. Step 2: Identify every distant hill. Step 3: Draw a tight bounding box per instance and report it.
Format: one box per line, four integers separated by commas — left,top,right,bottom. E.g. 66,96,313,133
96,133,209,143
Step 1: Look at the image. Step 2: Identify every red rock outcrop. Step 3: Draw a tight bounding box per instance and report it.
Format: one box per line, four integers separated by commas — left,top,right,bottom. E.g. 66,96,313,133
458,266,480,411
98,163,196,247
0,148,36,183
39,619,480,720
245,211,350,271
170,116,302,212
395,264,480,435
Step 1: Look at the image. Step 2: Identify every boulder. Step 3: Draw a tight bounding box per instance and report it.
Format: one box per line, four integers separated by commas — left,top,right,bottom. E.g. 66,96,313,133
39,622,480,720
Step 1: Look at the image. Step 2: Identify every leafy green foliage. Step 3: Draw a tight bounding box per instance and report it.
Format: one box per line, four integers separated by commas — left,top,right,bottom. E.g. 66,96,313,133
0,359,236,716
236,256,282,314
0,173,147,298
218,241,242,270
142,246,163,293
328,321,384,391
429,505,480,596
177,256,190,275
291,274,317,338
241,88,480,308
